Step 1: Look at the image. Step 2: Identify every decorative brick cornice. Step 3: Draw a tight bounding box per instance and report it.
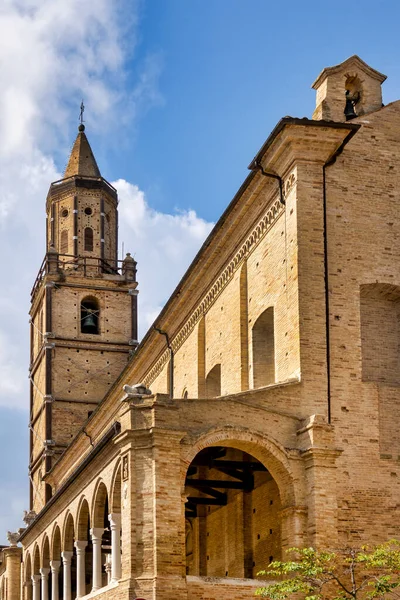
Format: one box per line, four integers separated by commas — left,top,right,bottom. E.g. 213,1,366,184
143,196,284,387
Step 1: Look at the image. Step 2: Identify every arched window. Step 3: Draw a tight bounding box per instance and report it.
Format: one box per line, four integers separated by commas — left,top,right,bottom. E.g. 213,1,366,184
84,227,94,252
252,307,275,388
205,364,221,398
81,297,100,335
60,229,68,254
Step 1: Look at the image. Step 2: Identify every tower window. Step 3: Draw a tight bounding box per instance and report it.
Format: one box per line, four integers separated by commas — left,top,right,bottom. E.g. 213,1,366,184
84,227,94,252
84,207,93,215
61,208,69,218
81,297,100,335
60,229,68,254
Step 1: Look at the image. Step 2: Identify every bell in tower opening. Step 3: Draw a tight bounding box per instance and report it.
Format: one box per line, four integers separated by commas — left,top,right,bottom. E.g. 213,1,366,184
81,297,100,334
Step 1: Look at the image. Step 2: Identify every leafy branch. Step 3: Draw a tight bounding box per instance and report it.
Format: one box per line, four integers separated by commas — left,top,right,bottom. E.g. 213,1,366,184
256,540,400,600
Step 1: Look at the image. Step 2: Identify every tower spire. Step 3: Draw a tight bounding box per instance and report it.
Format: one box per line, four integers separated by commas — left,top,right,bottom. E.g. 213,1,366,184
64,123,101,179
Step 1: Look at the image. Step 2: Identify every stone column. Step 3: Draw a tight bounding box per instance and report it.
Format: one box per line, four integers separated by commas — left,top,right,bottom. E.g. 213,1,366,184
74,541,87,598
105,555,112,584
90,528,104,592
108,513,121,582
61,551,73,600
40,568,50,600
49,560,60,600
31,575,40,600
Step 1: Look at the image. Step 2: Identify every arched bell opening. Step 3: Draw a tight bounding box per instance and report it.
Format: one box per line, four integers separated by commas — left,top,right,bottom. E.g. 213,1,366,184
184,445,281,579
81,296,100,335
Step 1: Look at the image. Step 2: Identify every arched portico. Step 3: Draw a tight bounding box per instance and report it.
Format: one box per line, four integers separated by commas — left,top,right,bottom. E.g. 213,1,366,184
181,426,307,578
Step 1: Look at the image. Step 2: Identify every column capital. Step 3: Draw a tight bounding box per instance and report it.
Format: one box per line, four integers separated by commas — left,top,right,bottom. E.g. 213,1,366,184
74,540,88,552
108,513,121,529
61,550,73,563
40,567,50,577
50,560,61,571
90,527,104,541
32,574,41,583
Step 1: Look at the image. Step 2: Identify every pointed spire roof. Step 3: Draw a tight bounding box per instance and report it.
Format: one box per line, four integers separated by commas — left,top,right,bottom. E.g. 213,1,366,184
64,124,101,178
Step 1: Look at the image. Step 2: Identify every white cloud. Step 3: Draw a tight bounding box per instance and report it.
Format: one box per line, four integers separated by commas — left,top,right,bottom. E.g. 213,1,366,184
117,179,214,332
0,0,214,543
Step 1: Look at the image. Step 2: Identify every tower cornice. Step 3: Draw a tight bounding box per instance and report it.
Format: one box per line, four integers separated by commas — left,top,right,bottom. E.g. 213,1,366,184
46,175,117,209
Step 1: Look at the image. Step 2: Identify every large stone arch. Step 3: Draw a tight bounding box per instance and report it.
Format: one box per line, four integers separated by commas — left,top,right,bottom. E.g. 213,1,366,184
181,425,306,577
181,425,298,508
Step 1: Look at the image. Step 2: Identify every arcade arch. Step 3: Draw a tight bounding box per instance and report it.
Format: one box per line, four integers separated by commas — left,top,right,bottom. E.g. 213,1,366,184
182,428,301,580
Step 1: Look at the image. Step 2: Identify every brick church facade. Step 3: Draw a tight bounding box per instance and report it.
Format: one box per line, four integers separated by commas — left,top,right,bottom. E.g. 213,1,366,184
1,55,399,600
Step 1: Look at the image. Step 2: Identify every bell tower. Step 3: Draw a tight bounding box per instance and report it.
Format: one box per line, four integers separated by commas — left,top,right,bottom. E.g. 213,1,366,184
29,124,138,513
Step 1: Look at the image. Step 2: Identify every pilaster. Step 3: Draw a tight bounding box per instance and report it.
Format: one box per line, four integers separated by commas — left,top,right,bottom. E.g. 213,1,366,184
297,414,342,547
117,393,188,600
3,547,22,600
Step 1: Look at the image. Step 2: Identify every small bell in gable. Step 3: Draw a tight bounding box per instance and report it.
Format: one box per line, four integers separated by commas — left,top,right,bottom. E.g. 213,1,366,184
344,89,359,121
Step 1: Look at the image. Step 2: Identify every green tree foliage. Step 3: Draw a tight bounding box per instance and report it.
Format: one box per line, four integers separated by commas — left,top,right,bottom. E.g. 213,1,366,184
256,541,400,600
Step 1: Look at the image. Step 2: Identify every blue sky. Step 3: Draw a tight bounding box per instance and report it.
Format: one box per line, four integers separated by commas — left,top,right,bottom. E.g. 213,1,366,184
1,0,400,542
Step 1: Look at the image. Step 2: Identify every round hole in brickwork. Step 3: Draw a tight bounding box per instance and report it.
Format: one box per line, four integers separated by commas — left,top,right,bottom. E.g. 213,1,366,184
84,207,92,215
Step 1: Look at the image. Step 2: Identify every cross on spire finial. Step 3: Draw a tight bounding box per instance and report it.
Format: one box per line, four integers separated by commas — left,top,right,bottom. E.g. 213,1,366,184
79,101,85,132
